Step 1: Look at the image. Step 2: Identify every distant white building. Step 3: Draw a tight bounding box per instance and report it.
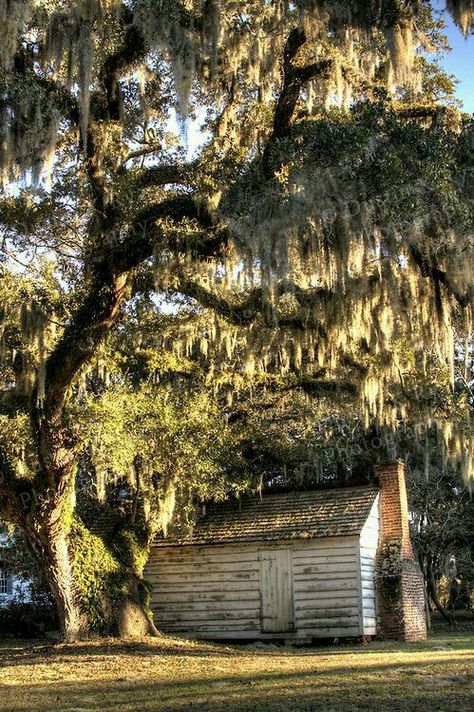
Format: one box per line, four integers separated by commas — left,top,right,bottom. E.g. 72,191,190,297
0,530,30,606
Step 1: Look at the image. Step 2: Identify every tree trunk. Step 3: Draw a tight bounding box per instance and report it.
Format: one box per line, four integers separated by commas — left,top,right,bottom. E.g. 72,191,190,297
424,580,432,631
4,262,159,641
24,516,159,642
43,532,89,642
426,558,456,628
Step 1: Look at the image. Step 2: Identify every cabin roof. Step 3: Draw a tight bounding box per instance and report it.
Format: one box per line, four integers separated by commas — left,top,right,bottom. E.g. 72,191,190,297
155,485,379,547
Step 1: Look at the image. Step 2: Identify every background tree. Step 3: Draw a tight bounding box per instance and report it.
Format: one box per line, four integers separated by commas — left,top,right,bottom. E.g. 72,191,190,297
409,460,474,626
0,1,473,640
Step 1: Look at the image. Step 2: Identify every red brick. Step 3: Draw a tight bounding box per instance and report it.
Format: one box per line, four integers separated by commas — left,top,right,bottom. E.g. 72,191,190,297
375,461,427,642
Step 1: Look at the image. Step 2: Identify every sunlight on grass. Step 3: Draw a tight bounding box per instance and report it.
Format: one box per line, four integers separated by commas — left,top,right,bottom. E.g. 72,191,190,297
0,633,473,712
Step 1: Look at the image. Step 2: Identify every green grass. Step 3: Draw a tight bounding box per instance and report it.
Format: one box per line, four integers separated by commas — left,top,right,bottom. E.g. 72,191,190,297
0,633,473,711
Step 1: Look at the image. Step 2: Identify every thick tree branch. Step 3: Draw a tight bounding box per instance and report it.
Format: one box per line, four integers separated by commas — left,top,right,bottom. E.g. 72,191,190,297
98,8,147,123
262,28,333,176
280,275,379,309
121,145,165,165
175,276,329,333
101,196,216,275
40,274,129,422
395,105,461,128
84,7,148,220
410,246,471,308
177,277,263,326
269,29,333,144
291,376,358,397
31,272,130,515
0,447,26,527
38,192,217,433
131,164,194,190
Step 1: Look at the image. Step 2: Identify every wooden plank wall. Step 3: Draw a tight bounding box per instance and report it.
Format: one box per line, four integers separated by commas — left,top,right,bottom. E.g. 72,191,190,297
292,537,362,638
146,535,364,640
146,544,262,637
358,495,380,636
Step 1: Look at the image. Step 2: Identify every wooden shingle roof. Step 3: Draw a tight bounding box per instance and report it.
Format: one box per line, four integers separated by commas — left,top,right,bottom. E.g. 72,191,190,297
155,485,379,547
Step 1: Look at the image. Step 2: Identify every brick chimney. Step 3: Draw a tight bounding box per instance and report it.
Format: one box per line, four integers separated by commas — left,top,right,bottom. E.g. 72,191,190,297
376,460,413,558
374,460,427,642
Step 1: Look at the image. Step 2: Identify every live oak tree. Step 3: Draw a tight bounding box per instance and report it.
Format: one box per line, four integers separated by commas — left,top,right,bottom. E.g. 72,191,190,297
0,1,473,640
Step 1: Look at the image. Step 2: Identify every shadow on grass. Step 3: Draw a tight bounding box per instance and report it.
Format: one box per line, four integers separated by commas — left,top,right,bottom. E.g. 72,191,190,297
0,637,244,664
1,659,473,712
0,631,473,670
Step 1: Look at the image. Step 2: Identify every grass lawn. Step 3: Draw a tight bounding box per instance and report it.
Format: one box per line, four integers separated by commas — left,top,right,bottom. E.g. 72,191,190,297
0,632,473,712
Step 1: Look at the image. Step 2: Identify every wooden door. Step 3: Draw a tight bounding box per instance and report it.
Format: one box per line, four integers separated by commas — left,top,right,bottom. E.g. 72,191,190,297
259,548,295,633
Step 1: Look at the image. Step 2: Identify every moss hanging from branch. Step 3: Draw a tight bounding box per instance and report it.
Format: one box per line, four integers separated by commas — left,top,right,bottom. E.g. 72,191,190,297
1,0,463,183
0,0,33,71
447,0,474,35
142,107,473,475
0,71,60,187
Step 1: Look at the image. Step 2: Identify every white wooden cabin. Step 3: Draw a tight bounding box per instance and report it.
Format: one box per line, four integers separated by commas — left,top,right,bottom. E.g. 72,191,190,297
146,486,380,641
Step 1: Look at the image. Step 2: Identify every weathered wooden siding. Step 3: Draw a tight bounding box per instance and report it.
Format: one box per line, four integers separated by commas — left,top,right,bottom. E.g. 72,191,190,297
358,494,380,636
146,544,261,637
146,535,364,640
292,537,362,638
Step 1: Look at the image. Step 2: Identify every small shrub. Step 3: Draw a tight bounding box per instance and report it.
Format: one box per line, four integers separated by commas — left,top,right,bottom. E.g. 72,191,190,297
0,602,58,639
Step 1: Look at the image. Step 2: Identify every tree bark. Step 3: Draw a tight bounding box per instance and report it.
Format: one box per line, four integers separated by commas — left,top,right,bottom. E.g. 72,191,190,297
22,515,158,641
426,558,456,628
42,532,89,642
